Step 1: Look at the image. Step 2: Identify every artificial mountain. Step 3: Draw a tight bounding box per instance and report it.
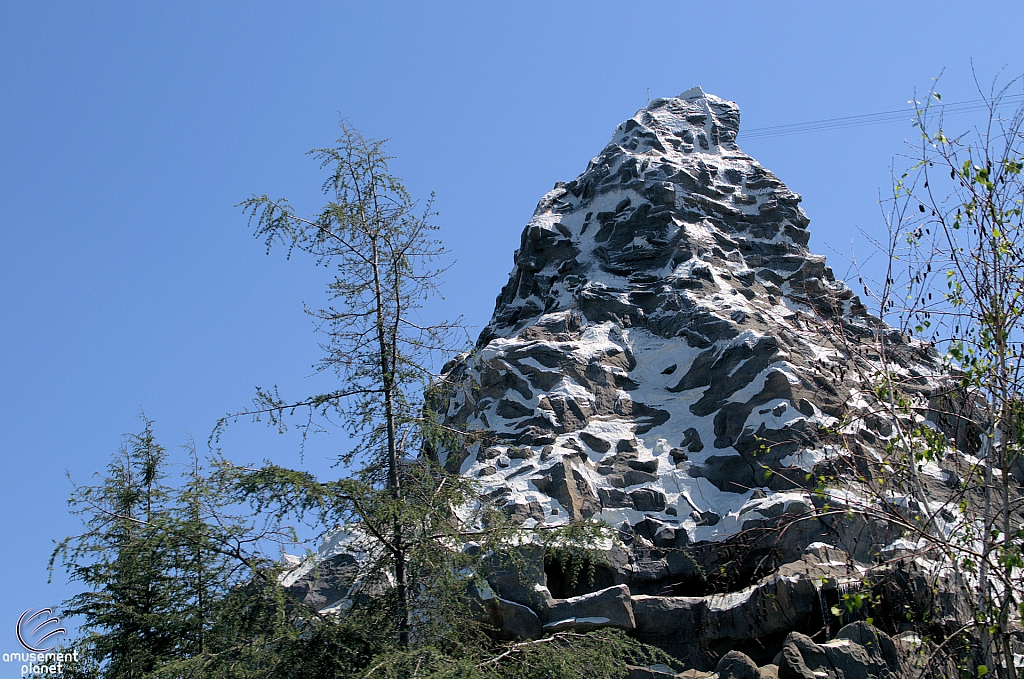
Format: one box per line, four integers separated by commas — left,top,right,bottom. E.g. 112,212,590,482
431,87,960,676
292,89,990,677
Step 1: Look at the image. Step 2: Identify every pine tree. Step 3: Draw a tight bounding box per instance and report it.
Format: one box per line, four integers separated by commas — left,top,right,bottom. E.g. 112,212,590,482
228,121,675,677
54,122,677,679
53,418,182,678
237,120,466,649
53,421,288,679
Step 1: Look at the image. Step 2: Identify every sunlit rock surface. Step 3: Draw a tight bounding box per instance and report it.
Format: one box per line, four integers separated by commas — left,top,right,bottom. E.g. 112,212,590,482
430,88,956,672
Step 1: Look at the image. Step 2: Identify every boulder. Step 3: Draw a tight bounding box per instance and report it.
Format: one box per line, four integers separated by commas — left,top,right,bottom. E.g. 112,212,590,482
823,622,900,679
715,650,759,679
776,625,901,679
479,596,542,641
777,632,826,679
542,584,635,632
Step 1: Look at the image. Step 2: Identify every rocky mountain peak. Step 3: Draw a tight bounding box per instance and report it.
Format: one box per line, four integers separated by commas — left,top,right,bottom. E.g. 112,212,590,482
441,89,877,494
430,91,949,668
476,87,855,353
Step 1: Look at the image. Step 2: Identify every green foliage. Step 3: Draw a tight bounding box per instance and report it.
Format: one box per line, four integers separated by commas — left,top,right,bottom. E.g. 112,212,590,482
219,458,489,648
53,431,666,677
52,417,294,679
829,579,881,627
229,119,462,467
807,74,1024,679
53,418,199,678
232,118,476,651
541,520,612,594
359,628,670,679
53,426,451,678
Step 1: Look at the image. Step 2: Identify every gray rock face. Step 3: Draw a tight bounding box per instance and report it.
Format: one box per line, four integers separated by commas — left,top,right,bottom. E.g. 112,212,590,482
284,552,361,610
716,650,759,679
776,625,900,679
531,455,600,518
479,596,543,641
424,88,967,672
436,87,943,543
831,623,900,678
542,584,635,632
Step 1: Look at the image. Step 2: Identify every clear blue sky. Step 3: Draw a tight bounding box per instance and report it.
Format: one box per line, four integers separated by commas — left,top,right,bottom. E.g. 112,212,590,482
2,0,1021,648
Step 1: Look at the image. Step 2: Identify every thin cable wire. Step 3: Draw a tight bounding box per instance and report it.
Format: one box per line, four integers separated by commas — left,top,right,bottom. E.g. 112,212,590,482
741,94,1024,140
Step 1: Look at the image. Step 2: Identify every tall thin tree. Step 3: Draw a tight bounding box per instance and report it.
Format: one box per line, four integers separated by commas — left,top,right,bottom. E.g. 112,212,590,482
238,121,461,647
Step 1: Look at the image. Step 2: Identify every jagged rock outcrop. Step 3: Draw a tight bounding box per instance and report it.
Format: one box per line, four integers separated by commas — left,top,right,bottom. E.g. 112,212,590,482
427,88,966,674
438,85,928,514
774,623,901,679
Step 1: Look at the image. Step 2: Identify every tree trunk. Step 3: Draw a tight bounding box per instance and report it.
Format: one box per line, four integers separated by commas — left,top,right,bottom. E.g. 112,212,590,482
371,236,411,648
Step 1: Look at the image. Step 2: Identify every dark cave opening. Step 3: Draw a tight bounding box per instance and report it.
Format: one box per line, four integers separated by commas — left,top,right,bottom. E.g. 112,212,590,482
544,556,617,599
661,546,784,598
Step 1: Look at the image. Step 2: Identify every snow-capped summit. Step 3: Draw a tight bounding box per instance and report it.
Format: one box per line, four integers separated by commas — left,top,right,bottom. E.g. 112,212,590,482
428,93,955,666
439,89,885,532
